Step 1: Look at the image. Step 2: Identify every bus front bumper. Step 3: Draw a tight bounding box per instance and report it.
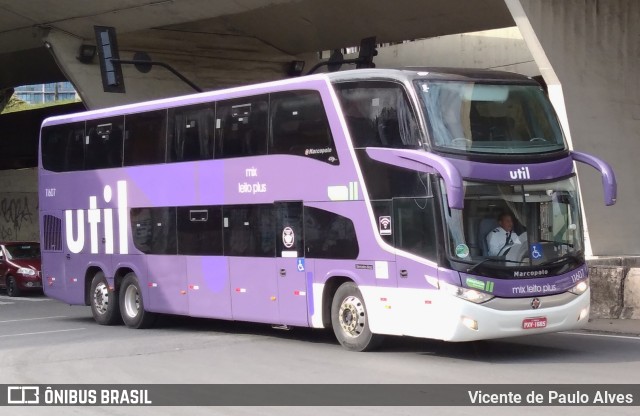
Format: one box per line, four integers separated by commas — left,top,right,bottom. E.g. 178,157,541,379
361,286,590,342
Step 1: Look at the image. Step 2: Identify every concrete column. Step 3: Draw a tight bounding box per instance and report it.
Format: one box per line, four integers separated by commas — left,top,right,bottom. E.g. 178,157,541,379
508,0,640,256
0,168,38,241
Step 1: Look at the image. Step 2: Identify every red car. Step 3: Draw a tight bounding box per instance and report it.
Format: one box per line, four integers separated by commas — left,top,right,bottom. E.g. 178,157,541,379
0,242,42,297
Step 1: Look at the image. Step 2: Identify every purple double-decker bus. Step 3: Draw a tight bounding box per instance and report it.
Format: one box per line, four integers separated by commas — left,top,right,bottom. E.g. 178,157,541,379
39,68,616,351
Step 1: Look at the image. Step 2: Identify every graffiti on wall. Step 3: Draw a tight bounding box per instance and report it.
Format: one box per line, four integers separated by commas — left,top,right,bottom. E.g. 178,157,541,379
0,193,38,241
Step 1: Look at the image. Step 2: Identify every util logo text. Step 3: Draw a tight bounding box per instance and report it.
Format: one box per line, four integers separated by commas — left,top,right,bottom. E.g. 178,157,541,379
65,181,129,254
509,166,531,180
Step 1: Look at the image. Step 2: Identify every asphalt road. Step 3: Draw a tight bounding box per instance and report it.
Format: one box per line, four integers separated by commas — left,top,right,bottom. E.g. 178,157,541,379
1,292,639,416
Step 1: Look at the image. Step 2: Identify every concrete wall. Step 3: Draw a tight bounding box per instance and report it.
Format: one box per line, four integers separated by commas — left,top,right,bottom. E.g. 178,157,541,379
0,168,38,242
589,258,640,319
373,27,538,76
513,0,640,256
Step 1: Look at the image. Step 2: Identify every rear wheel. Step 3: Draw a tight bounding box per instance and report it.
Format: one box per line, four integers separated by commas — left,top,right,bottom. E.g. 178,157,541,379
331,282,383,351
119,272,156,329
6,276,21,297
90,271,121,325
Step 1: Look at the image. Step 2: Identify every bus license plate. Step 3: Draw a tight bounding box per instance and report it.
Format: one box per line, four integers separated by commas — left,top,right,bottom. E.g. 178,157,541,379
522,317,547,329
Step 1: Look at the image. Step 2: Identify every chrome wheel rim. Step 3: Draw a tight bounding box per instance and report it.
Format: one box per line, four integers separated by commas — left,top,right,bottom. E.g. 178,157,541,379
338,295,366,338
124,284,140,319
92,282,109,314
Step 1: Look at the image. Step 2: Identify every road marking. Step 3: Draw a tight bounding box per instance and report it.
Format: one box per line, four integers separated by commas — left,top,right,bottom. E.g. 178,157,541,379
0,316,68,324
0,328,86,338
562,331,640,341
0,301,14,305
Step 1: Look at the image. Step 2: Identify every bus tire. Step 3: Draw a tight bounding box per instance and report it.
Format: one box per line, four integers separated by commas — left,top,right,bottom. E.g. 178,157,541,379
331,282,383,352
119,272,156,329
6,276,21,297
89,271,121,325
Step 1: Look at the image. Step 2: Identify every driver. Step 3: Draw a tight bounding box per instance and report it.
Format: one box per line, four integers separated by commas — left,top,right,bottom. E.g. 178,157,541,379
486,212,523,256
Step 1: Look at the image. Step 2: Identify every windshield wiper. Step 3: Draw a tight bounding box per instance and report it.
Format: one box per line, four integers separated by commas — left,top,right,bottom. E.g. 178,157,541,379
538,251,583,267
466,257,525,273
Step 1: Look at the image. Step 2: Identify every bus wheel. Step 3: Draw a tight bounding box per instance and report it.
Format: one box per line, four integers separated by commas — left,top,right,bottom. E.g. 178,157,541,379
119,273,156,329
6,276,21,297
331,282,383,352
90,271,121,325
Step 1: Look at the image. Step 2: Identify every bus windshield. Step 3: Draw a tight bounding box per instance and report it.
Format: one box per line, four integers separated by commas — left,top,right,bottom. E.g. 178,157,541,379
441,176,584,276
415,80,566,154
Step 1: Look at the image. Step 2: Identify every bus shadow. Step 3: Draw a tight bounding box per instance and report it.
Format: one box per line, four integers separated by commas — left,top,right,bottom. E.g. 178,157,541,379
154,315,640,364
153,314,339,346
0,290,46,298
379,333,640,365
59,312,640,364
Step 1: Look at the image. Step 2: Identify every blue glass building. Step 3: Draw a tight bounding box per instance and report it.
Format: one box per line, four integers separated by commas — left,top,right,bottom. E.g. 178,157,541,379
14,82,77,104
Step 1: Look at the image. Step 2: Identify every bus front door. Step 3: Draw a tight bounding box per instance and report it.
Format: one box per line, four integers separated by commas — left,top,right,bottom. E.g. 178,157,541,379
275,201,309,327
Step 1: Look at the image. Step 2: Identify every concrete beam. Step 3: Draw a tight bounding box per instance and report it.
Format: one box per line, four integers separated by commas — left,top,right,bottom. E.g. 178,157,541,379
43,28,307,109
371,27,538,76
0,0,514,90
0,47,66,90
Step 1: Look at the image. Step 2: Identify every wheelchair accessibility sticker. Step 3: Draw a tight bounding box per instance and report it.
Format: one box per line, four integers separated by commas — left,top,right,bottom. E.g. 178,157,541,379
530,243,543,260
297,258,305,272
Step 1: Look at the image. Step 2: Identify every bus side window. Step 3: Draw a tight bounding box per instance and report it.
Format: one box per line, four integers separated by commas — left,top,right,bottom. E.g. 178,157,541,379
216,96,268,159
124,110,167,166
335,81,421,149
85,117,123,169
42,122,85,172
223,205,274,257
168,104,215,162
304,206,359,259
393,197,437,261
130,207,177,254
177,206,223,255
356,150,432,200
269,90,338,164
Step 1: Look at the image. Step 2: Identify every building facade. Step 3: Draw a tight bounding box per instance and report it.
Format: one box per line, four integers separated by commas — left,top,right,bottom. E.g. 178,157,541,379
14,82,77,104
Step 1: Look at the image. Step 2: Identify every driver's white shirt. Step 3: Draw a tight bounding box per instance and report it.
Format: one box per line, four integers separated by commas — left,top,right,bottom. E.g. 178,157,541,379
486,226,522,256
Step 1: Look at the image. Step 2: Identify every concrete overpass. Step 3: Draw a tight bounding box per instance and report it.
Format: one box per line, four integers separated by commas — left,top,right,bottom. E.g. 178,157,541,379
0,0,639,317
0,0,513,107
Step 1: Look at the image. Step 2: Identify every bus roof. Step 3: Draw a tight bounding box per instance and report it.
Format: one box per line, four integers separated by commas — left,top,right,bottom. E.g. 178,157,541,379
324,67,537,84
41,67,537,128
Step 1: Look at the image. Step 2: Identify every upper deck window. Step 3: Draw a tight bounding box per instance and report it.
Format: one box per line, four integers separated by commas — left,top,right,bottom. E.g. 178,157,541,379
124,110,167,166
168,103,215,162
86,116,124,169
334,81,422,149
42,122,85,172
216,95,268,158
415,81,565,154
269,90,338,164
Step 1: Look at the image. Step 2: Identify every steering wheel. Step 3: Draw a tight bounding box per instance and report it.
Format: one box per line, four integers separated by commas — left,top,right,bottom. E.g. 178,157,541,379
529,137,547,142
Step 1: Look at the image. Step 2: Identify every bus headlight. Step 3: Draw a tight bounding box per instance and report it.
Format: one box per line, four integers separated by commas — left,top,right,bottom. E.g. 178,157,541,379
569,278,589,295
17,267,36,276
440,281,494,304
